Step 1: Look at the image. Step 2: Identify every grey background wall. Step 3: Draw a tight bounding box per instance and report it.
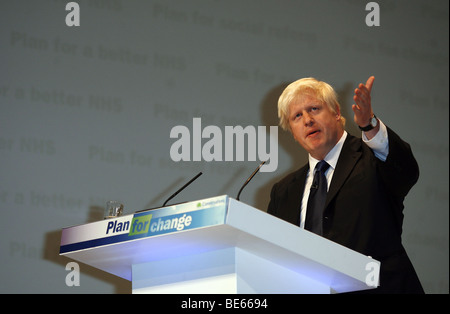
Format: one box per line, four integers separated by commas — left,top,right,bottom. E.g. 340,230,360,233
1,0,448,293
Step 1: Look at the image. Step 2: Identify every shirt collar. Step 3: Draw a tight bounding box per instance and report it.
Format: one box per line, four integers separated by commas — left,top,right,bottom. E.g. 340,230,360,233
308,131,347,172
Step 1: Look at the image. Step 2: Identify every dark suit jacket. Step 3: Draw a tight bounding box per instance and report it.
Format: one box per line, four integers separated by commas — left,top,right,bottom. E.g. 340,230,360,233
267,127,424,293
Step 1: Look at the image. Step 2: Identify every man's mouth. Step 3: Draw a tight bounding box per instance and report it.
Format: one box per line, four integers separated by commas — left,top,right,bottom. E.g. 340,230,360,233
307,130,320,138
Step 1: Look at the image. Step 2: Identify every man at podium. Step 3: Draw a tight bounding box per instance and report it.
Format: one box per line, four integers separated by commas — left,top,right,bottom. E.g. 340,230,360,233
267,76,424,294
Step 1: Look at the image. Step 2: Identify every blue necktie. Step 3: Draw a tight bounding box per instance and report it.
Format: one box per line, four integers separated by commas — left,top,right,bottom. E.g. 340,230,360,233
305,160,330,236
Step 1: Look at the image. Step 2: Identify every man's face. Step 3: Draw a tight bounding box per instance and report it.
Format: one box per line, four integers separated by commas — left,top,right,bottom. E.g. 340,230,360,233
288,94,344,160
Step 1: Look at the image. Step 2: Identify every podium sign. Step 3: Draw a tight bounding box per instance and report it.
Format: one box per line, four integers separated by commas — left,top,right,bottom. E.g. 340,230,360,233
60,195,379,294
60,196,228,255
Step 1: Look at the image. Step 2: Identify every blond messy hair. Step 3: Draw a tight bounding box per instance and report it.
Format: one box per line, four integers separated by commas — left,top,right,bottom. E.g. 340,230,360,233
278,77,346,131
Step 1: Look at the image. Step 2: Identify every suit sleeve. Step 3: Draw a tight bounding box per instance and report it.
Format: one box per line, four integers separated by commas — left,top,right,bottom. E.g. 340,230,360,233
378,127,419,199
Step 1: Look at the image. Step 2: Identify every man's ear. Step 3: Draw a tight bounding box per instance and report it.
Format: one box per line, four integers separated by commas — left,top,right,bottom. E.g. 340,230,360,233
335,108,341,121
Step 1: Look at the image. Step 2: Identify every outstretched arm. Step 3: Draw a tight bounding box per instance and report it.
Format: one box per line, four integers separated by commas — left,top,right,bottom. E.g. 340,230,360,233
352,76,379,140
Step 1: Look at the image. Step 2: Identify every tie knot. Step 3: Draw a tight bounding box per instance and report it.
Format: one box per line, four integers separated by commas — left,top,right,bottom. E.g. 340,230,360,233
316,160,330,173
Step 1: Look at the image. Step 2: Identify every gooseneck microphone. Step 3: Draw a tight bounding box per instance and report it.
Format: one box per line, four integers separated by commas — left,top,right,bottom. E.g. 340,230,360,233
162,172,203,207
236,160,266,201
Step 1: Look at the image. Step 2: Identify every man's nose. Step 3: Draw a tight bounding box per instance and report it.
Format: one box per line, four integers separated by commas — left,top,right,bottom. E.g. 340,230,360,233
303,112,314,125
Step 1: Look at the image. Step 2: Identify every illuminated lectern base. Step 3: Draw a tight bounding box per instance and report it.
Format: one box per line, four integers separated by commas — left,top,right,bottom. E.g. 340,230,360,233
132,247,330,294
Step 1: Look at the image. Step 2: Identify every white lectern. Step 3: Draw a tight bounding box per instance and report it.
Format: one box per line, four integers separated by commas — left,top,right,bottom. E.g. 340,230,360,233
60,195,379,294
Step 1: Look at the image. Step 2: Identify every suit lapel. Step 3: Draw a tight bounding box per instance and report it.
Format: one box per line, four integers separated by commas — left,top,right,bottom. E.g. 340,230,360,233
325,135,362,209
282,135,362,224
285,166,308,225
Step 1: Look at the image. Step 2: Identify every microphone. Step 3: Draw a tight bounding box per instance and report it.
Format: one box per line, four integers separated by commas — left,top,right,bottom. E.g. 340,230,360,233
162,172,203,207
236,160,266,201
